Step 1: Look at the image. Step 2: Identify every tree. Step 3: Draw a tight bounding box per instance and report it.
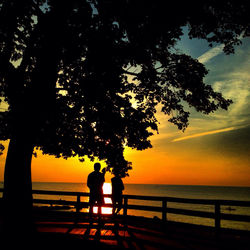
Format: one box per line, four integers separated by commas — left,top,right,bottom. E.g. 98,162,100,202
0,0,249,234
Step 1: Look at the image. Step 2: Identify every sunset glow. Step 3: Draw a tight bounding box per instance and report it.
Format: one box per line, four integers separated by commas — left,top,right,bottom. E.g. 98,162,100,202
92,182,113,215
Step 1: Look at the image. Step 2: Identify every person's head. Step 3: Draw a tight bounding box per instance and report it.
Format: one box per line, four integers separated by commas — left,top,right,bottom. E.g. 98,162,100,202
94,162,101,172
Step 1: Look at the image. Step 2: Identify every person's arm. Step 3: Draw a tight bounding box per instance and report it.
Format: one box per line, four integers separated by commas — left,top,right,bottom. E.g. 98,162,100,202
102,168,106,182
87,175,91,189
121,179,124,190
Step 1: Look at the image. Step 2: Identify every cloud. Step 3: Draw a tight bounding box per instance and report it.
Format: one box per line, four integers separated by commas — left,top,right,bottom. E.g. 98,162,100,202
197,35,245,64
172,127,236,142
197,44,224,64
195,40,250,130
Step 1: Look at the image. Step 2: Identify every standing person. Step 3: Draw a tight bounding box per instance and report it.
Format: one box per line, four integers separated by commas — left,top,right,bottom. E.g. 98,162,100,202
111,172,124,215
87,163,106,218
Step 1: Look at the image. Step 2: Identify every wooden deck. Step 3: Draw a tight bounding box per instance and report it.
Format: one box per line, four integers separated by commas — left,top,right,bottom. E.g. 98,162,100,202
1,188,250,249
33,212,250,250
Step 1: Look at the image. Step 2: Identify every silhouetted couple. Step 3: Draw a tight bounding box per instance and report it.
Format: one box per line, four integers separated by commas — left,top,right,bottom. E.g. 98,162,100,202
87,163,124,217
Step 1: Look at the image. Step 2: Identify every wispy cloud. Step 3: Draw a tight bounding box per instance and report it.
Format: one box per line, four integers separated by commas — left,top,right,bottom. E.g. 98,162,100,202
172,127,236,142
197,34,244,64
197,44,224,64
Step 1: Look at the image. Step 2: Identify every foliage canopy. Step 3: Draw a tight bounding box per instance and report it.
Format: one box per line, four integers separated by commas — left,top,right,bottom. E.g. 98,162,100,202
0,0,249,176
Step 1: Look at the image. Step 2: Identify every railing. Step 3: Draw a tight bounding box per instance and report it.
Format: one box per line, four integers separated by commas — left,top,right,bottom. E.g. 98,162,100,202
0,188,250,231
123,195,250,231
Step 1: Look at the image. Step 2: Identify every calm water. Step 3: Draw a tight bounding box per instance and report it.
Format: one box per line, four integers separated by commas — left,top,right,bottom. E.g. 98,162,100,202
1,182,250,230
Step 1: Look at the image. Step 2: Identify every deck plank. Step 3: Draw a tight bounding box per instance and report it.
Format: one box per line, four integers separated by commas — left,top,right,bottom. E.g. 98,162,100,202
33,215,250,249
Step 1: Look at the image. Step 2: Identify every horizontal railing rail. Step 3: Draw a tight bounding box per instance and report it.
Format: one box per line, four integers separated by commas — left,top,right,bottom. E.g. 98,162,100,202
0,188,250,231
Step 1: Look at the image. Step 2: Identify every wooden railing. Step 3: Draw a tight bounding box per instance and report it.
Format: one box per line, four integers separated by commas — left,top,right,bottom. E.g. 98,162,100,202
123,195,250,231
0,188,250,231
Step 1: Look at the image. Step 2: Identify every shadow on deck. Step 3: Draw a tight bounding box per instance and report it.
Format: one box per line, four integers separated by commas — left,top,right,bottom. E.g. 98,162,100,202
32,210,250,250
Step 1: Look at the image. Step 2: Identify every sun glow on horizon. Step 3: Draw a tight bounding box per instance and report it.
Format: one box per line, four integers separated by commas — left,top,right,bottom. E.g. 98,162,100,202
103,182,112,194
92,182,113,214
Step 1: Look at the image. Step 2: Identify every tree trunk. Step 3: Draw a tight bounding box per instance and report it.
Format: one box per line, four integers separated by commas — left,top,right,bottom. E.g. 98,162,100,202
2,136,34,237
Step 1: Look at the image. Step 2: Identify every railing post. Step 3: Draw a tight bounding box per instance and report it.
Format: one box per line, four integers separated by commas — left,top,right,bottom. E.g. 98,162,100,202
123,196,128,216
162,199,167,222
215,201,221,233
76,194,81,213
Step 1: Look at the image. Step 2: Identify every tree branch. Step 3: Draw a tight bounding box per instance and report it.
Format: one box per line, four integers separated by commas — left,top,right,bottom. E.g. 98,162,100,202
122,69,139,77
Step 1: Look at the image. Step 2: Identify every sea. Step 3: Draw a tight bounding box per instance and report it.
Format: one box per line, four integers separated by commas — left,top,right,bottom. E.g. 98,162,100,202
0,182,250,231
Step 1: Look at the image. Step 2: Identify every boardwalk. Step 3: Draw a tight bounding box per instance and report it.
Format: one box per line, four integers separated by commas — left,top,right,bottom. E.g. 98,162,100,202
33,211,250,250
1,188,250,249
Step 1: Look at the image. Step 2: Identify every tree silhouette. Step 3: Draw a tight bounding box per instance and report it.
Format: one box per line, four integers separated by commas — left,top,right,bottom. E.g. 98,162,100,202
0,0,249,234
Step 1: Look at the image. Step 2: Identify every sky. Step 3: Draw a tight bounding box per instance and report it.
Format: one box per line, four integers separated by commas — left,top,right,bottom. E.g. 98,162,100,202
0,28,250,186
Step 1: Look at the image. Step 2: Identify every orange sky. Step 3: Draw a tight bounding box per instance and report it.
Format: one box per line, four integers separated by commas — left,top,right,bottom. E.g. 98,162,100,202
0,125,249,186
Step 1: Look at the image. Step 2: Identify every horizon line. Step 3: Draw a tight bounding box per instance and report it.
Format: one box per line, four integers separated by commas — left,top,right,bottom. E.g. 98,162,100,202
0,181,248,188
